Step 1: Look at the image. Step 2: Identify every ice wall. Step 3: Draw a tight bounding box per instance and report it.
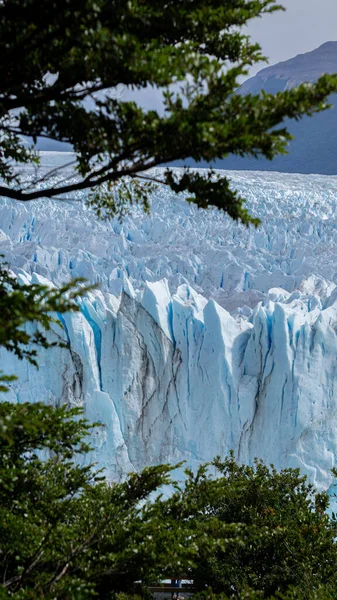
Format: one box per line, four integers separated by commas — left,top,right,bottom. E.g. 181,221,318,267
2,157,337,493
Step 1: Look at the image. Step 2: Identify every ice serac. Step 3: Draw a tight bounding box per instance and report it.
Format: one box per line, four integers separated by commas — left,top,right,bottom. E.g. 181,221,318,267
3,278,337,493
2,158,337,495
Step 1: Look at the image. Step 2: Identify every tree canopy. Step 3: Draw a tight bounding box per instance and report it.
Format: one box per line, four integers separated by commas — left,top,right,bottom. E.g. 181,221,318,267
1,0,337,224
0,401,183,599
187,454,337,597
1,411,337,600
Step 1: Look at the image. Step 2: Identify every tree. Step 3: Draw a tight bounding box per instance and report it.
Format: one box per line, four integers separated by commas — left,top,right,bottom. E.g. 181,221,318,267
1,402,337,599
186,454,337,598
0,403,242,600
0,401,204,599
1,0,337,224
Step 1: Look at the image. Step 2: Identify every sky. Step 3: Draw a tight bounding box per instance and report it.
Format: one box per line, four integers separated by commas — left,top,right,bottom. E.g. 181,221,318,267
247,0,337,75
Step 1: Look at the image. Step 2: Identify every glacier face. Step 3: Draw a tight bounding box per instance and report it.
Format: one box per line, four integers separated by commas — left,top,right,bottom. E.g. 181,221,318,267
2,153,337,492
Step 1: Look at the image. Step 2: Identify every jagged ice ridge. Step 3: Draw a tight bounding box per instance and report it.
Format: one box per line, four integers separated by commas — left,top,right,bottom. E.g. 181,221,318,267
2,154,337,497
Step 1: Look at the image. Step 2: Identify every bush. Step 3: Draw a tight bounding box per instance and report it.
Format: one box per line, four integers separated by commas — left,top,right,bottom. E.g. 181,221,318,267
186,454,337,597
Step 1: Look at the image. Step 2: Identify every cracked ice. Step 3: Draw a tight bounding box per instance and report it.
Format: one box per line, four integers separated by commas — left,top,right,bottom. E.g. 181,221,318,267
1,154,337,497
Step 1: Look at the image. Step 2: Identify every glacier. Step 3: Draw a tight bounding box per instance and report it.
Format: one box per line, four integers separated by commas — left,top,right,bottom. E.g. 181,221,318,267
2,153,337,495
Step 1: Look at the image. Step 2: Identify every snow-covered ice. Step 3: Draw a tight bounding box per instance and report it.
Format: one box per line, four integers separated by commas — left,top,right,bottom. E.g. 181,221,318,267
2,153,337,496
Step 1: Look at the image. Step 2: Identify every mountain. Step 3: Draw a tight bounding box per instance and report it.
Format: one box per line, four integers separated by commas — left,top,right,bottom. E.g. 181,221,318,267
2,154,337,498
192,42,337,175
240,41,337,94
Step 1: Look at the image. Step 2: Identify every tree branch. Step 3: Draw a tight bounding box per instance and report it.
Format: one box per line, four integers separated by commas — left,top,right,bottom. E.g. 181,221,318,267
0,159,166,201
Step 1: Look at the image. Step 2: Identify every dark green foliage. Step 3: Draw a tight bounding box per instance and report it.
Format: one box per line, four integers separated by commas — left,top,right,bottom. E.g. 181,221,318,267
187,453,337,597
0,402,225,599
0,402,98,598
1,404,337,599
1,1,337,223
0,401,175,598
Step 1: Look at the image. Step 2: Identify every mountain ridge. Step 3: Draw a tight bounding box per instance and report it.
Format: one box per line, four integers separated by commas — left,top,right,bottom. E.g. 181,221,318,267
243,41,337,91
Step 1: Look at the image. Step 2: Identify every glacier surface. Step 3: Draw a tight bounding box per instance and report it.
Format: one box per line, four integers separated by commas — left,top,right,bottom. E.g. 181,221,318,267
2,153,337,494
